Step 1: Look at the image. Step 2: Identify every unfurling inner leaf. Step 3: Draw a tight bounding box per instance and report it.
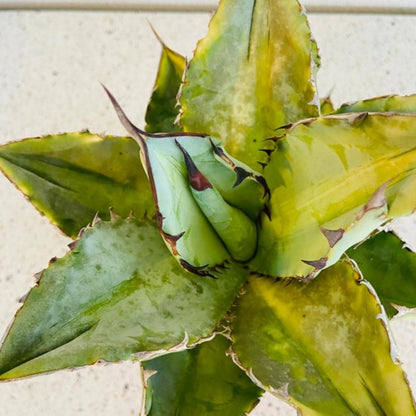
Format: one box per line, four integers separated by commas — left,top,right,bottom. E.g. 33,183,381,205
176,140,258,262
105,88,268,273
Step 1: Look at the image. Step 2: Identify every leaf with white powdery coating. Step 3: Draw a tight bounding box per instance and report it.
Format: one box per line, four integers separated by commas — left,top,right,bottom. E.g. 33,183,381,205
144,336,262,415
0,132,154,238
348,231,416,317
252,113,416,279
0,219,248,380
180,0,319,169
230,259,416,416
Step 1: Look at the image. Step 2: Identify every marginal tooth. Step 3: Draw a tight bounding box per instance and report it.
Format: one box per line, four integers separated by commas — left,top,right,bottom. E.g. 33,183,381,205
109,207,120,221
33,271,43,283
92,212,101,227
143,369,158,382
179,259,216,278
262,204,271,221
175,140,212,191
161,231,185,255
274,122,293,131
210,138,236,166
301,257,328,271
347,112,368,126
320,227,344,248
255,175,271,200
233,167,251,187
67,240,78,250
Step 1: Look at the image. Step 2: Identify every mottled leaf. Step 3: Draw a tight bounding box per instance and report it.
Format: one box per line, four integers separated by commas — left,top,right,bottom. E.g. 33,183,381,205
145,40,185,133
0,219,247,380
0,132,154,238
335,93,416,114
231,259,416,416
252,113,416,278
348,231,416,317
180,0,319,169
144,336,262,415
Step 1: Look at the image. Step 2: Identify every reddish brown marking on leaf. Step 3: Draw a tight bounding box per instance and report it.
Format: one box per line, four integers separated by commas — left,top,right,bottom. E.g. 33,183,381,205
320,227,345,248
175,140,212,191
155,210,165,229
210,139,236,168
301,257,328,270
67,241,78,250
347,112,368,126
161,231,185,256
356,181,390,220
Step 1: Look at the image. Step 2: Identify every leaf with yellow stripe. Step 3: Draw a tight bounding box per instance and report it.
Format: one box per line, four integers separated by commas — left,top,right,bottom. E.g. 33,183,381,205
251,113,416,279
180,0,320,169
230,259,416,415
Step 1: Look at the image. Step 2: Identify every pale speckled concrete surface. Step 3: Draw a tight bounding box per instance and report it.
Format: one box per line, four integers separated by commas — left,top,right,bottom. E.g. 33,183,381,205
0,9,415,416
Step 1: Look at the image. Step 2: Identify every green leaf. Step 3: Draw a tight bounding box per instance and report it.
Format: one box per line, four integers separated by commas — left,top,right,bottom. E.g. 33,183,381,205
320,97,335,115
251,113,416,278
145,40,186,133
0,219,247,380
347,231,416,317
143,336,262,415
180,0,319,169
139,133,267,271
0,132,154,238
335,94,416,114
230,259,416,416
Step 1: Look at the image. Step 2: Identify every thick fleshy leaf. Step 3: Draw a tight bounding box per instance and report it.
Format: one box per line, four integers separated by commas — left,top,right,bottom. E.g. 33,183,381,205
0,219,247,380
145,41,185,133
0,132,154,238
348,231,416,317
230,259,416,415
335,94,416,114
180,0,319,169
143,336,262,415
251,113,416,278
104,87,268,272
141,134,267,271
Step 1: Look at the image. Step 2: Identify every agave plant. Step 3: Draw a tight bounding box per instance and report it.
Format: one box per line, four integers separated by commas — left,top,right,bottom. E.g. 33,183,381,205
1,0,416,415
